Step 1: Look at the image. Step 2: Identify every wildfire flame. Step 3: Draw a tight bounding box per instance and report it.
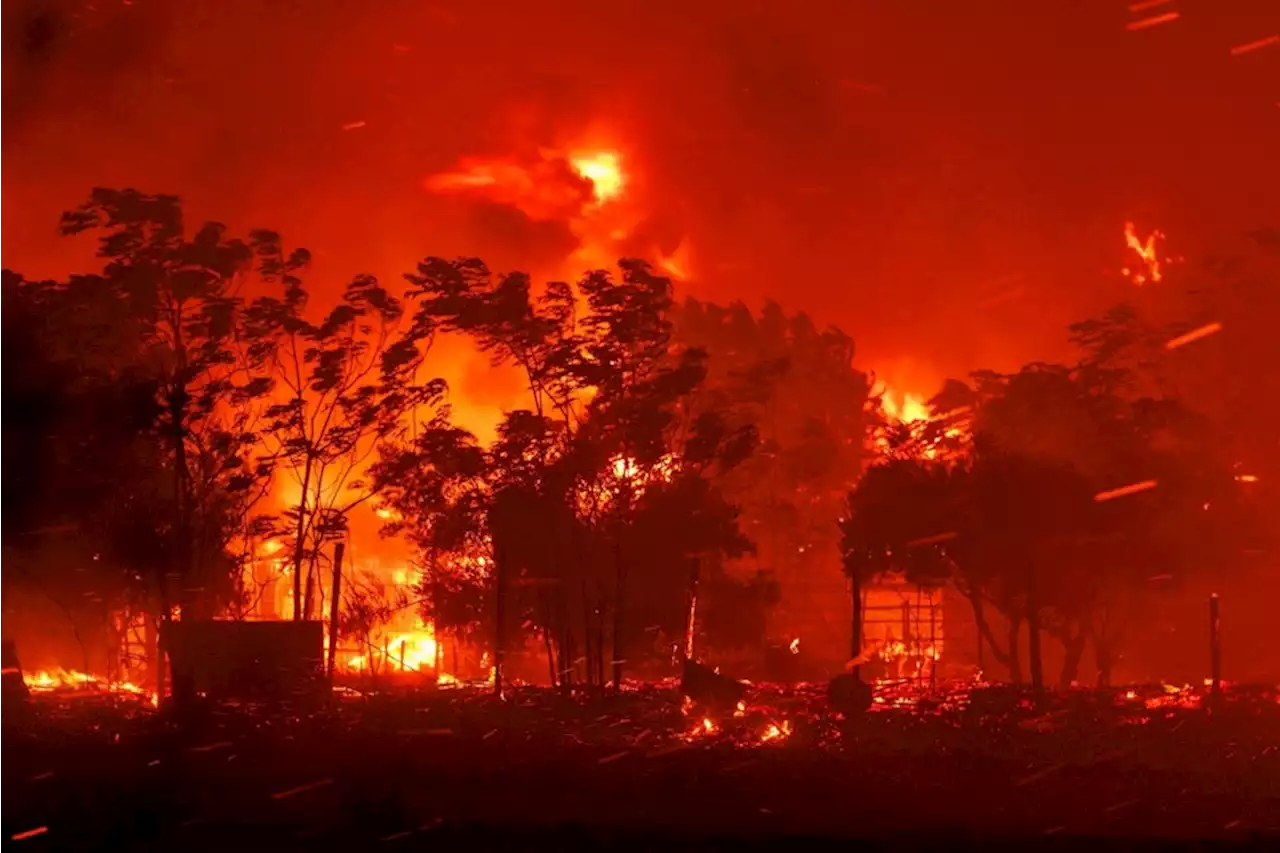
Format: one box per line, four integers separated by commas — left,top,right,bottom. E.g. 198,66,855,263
23,668,148,697
880,389,931,424
873,381,970,461
568,151,625,206
1122,221,1164,285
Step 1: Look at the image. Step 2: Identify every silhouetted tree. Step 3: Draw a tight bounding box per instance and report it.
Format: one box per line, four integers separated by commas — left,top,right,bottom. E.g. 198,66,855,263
671,298,872,657
248,231,445,621
56,190,285,633
383,258,757,693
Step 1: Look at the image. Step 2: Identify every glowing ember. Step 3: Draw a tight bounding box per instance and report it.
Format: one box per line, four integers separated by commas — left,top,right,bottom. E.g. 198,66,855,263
1125,11,1180,32
1229,35,1280,57
1094,479,1158,502
760,720,792,742
1165,322,1223,350
905,531,958,548
789,637,800,655
1122,221,1165,284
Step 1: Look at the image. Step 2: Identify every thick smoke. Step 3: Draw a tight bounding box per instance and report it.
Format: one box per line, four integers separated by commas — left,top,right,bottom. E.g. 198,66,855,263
4,0,1278,403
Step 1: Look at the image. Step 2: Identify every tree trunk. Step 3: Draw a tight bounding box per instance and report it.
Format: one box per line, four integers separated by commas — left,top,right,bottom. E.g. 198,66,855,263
493,555,507,697
1006,612,1023,684
543,628,557,688
850,568,863,680
1026,589,1044,698
965,588,1015,677
290,456,314,621
685,557,702,662
302,554,319,621
166,374,197,715
1058,622,1087,689
611,542,627,690
538,592,557,688
326,542,345,680
1093,633,1113,687
595,588,607,688
559,589,575,693
580,580,596,687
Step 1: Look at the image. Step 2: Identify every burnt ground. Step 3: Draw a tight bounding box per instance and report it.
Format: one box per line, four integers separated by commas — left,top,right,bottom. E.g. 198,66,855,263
3,681,1279,851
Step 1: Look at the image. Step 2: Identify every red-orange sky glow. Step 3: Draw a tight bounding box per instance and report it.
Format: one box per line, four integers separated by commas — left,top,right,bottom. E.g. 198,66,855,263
5,0,1279,425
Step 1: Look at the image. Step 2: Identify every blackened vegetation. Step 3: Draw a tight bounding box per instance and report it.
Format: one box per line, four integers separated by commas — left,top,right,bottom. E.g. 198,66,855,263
3,190,1277,700
842,277,1279,693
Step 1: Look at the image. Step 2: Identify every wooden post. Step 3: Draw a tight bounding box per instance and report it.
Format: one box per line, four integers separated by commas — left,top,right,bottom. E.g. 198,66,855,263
1209,593,1221,695
685,558,701,662
327,542,345,680
850,569,863,681
494,555,506,697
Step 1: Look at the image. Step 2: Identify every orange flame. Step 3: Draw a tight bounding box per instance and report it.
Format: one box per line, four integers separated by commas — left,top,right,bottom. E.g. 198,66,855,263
1123,221,1164,285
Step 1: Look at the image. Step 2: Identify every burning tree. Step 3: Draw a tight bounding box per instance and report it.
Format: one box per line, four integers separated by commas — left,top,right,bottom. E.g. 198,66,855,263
247,231,445,621
377,258,757,692
842,314,1254,692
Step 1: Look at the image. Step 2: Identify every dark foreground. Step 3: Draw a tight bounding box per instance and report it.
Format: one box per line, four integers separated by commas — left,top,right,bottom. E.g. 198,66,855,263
4,681,1279,850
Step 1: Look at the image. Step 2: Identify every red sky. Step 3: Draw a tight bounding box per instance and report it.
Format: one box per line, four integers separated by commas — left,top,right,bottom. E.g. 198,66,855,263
5,0,1279,413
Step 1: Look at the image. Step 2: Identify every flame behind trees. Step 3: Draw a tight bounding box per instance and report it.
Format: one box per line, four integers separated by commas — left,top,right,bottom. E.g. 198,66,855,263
842,317,1261,691
375,258,757,692
246,232,446,621
53,189,283,632
668,299,874,655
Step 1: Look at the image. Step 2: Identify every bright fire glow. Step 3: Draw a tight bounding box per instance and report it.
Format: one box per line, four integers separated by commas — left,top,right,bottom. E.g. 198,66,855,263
344,618,438,676
880,389,930,424
23,668,147,696
568,151,625,205
1123,221,1164,285
873,381,971,461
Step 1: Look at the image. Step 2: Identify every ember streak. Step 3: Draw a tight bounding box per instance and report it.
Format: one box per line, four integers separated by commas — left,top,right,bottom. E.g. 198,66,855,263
3,0,1279,847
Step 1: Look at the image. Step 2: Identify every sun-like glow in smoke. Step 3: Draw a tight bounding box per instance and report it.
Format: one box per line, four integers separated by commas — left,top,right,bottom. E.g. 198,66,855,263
568,151,625,205
425,140,692,282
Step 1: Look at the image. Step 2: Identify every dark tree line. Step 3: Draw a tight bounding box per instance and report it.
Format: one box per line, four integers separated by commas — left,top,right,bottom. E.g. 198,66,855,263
4,189,878,698
841,234,1278,692
5,188,1273,702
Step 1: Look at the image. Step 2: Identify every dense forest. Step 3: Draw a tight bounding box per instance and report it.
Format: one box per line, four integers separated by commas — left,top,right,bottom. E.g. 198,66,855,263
3,190,1276,697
